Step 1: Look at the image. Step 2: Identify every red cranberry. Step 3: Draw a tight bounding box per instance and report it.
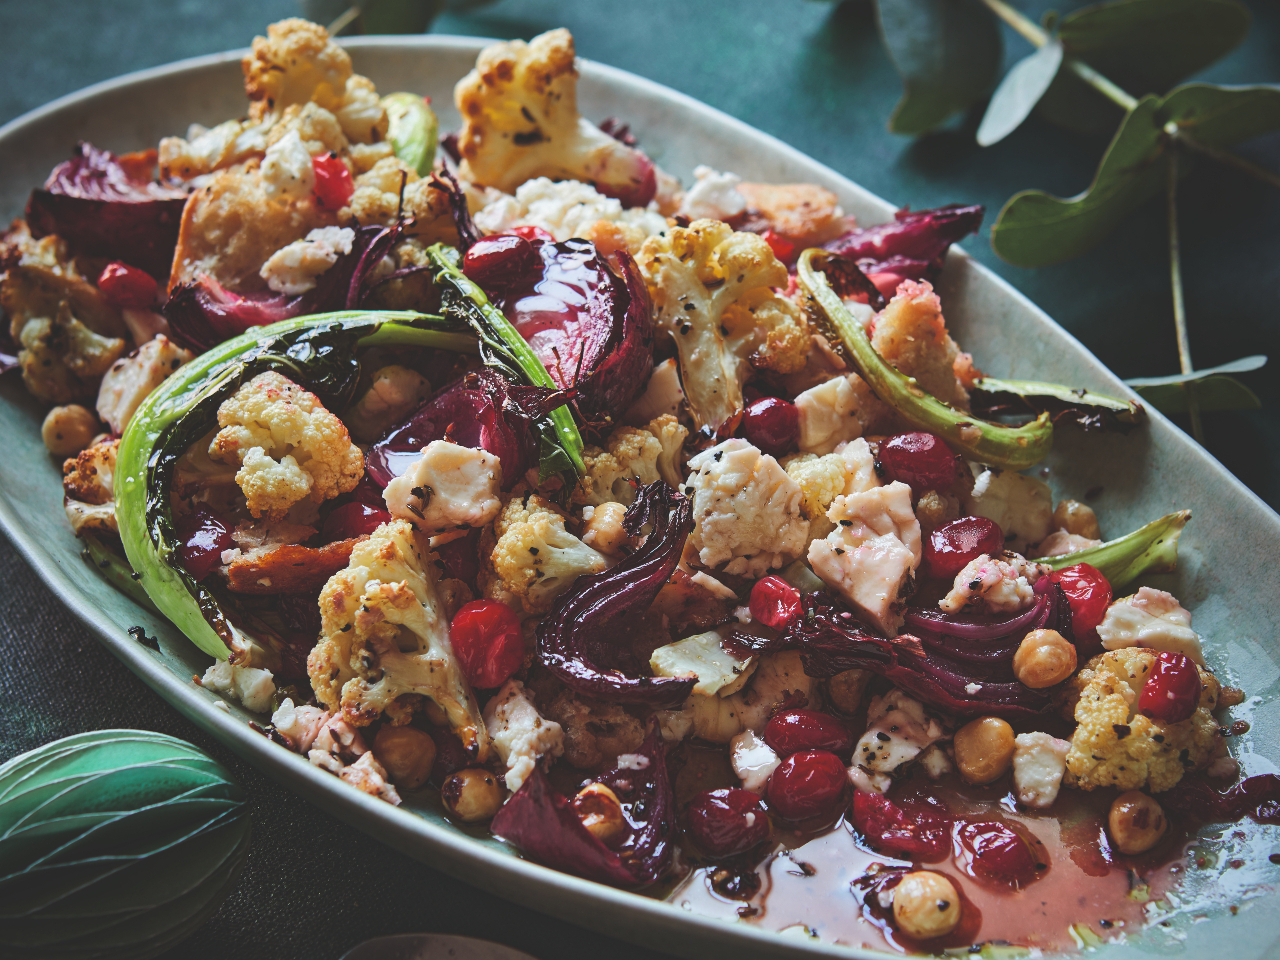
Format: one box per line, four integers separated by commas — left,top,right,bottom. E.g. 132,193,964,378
450,599,524,689
749,575,801,629
879,432,957,496
851,790,951,861
311,152,354,210
462,234,541,292
96,261,158,309
321,501,391,542
923,516,1004,579
954,820,1042,886
760,228,795,263
741,397,799,456
1139,651,1202,724
685,788,771,857
509,224,555,243
174,506,233,581
764,709,853,759
1047,563,1112,654
766,750,849,823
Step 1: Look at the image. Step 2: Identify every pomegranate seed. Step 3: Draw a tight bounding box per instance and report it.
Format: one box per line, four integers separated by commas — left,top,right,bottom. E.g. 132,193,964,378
462,234,541,292
97,261,158,309
450,599,524,689
509,224,556,243
851,791,951,861
879,432,957,496
764,709,853,759
322,501,390,542
312,152,354,210
923,516,1004,579
761,228,796,263
1047,563,1112,654
741,397,799,456
685,788,771,857
749,575,801,629
953,819,1042,887
174,506,233,580
1139,651,1202,724
766,750,849,823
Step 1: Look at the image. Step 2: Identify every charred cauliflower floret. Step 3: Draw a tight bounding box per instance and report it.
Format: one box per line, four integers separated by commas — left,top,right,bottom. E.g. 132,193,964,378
309,520,489,759
454,28,655,203
574,414,689,506
482,492,609,615
241,18,388,143
636,219,809,431
341,156,458,242
62,437,119,535
209,371,363,520
871,279,971,411
1062,648,1221,794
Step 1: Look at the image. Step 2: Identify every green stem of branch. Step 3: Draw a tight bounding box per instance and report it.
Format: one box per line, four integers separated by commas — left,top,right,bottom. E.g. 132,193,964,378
1175,131,1280,191
327,5,362,36
1167,148,1203,443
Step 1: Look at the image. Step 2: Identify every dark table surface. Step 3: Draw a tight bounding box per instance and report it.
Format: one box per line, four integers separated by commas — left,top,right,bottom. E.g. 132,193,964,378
2,1,1278,958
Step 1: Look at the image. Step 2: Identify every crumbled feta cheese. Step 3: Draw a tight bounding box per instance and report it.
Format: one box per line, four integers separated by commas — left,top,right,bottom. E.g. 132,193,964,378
338,751,402,805
962,464,1054,553
1097,587,1205,665
940,552,1049,614
270,698,331,753
649,626,756,697
1035,529,1103,557
1012,732,1070,808
690,570,738,600
917,742,953,780
795,375,863,455
852,689,948,782
847,763,892,794
483,679,565,792
383,440,503,535
259,226,355,294
96,335,194,433
615,753,650,771
199,659,276,713
685,438,809,577
260,129,315,200
678,165,748,221
624,357,685,426
730,730,780,794
836,438,880,495
807,481,921,636
474,176,667,242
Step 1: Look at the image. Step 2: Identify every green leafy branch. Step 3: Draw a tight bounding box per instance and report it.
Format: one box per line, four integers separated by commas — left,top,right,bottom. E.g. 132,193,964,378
873,0,1278,440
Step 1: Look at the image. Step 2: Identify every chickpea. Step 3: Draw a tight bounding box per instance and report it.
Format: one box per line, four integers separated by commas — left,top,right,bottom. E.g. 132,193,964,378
1108,791,1167,855
953,717,1016,785
1013,629,1077,689
372,725,437,790
441,767,503,823
827,668,871,715
41,405,99,457
572,782,627,843
1053,500,1101,540
892,871,961,940
580,501,632,556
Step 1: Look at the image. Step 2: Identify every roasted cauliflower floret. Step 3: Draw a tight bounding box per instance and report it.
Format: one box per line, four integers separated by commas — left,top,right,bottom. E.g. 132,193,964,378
209,371,363,520
62,437,119,535
684,438,809,577
1062,648,1221,794
309,520,489,759
341,156,458,242
636,219,809,430
95,335,193,433
784,438,881,520
485,494,609,615
575,414,689,506
242,18,388,143
871,279,970,411
342,364,433,443
454,28,655,203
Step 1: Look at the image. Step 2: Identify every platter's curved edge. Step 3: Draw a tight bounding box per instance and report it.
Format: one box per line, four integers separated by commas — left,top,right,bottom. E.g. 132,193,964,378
1,33,1278,960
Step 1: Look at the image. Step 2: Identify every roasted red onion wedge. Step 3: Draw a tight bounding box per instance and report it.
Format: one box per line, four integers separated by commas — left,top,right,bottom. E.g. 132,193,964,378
824,204,984,298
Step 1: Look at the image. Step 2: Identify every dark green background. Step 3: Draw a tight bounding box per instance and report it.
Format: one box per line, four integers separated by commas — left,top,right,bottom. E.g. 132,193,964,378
1,2,1277,957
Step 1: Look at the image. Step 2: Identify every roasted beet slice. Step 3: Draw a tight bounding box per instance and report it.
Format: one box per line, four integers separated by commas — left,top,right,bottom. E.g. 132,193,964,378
25,142,188,279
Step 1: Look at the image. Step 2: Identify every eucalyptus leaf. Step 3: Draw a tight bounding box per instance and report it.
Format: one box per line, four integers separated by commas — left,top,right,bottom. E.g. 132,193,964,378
1037,0,1251,135
876,0,1003,135
977,40,1064,147
992,84,1280,267
1124,354,1267,386
1129,374,1261,414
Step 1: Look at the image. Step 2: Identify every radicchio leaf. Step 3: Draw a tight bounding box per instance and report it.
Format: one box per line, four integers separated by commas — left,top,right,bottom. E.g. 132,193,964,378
824,204,984,299
483,238,654,433
490,719,676,886
163,224,401,352
537,482,696,705
25,142,189,279
365,368,570,488
429,168,480,252
754,587,1066,717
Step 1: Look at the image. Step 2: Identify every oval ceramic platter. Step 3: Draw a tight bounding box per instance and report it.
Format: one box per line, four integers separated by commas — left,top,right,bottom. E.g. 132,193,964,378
1,35,1278,960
